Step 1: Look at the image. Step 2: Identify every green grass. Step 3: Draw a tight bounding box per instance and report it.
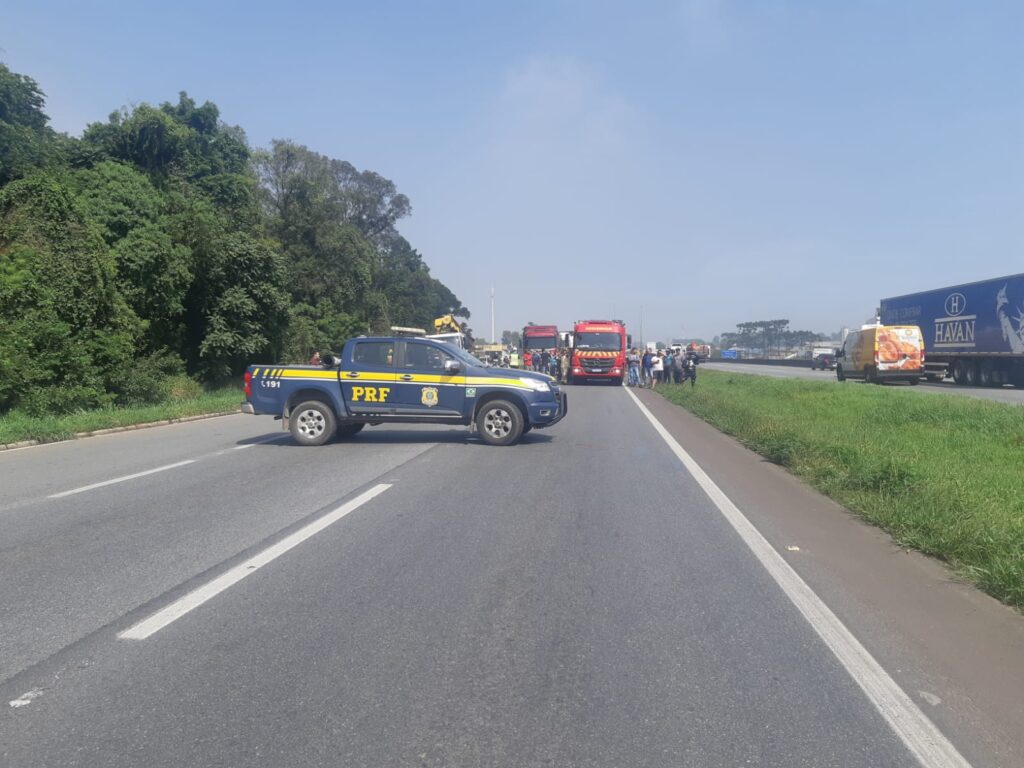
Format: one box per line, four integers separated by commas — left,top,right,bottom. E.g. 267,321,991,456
0,383,242,446
658,370,1024,610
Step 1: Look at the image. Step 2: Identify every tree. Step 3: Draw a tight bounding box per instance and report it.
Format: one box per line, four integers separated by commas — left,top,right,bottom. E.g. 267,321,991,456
254,140,468,346
0,67,470,411
0,63,59,185
0,173,139,412
189,232,290,379
501,330,522,349
720,320,828,357
71,161,191,352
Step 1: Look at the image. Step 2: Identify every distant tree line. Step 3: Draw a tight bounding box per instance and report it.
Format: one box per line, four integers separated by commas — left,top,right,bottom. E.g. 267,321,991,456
0,62,468,415
719,320,827,357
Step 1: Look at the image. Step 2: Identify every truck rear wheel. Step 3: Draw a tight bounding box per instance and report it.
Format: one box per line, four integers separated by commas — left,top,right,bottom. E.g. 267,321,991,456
475,399,524,446
978,362,995,387
951,359,967,385
963,361,980,386
290,400,336,446
836,364,846,382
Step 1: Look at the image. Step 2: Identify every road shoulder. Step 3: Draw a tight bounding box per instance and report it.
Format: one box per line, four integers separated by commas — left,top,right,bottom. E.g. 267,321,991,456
634,386,1024,768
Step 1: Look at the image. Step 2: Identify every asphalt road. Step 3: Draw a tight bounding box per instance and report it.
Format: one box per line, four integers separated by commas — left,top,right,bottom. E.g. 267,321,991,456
702,362,1024,405
2,388,1022,766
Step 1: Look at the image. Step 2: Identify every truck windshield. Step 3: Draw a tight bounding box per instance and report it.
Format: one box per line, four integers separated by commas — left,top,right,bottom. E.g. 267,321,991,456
524,336,557,350
575,332,621,351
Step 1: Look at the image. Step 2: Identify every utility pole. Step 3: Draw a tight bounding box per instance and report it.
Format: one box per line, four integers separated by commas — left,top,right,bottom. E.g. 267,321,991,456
490,285,495,344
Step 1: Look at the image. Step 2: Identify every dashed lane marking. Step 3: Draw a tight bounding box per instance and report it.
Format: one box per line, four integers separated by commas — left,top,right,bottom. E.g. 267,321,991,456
48,460,196,499
118,483,392,640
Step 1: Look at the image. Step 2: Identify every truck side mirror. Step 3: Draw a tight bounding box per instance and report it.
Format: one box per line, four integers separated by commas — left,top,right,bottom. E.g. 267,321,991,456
443,359,463,374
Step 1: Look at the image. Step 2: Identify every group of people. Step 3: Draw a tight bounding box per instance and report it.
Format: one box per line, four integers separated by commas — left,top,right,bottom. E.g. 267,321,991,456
626,346,699,388
523,348,569,381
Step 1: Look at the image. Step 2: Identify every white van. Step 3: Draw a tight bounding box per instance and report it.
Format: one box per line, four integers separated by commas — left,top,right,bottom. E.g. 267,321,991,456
836,325,924,384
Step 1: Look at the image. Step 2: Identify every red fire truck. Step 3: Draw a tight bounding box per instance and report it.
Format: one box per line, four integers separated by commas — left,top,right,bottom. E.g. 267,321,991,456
522,324,560,367
569,319,628,385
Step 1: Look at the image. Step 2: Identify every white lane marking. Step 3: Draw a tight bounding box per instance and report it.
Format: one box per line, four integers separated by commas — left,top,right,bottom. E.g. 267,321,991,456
45,435,281,498
625,389,972,768
48,460,196,499
118,483,392,640
8,688,44,708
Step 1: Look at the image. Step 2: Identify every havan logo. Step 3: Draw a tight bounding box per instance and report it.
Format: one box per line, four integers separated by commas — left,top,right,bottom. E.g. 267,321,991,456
944,292,967,316
935,293,975,348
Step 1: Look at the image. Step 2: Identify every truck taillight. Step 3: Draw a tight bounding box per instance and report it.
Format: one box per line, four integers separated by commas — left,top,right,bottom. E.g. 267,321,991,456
243,371,252,399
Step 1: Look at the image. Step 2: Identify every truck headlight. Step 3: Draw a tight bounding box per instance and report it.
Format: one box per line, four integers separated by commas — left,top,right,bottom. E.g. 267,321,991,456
521,378,551,392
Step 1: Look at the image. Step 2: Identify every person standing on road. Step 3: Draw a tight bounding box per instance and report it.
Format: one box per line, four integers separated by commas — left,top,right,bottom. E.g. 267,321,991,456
641,349,653,387
684,345,700,387
664,349,674,383
627,348,640,386
672,350,683,384
652,351,664,386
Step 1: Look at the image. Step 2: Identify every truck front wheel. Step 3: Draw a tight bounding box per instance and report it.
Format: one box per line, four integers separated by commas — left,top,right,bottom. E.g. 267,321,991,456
476,399,524,446
290,400,336,446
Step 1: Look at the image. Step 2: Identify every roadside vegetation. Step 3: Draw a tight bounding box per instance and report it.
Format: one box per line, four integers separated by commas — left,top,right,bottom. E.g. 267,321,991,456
659,370,1024,610
1,61,469,424
0,380,240,446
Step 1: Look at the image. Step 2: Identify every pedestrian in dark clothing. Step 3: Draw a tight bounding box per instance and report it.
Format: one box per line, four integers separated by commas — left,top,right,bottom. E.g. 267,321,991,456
641,350,653,387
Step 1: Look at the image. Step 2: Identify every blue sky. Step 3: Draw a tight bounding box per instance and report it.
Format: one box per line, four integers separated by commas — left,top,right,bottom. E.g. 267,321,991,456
3,0,1022,342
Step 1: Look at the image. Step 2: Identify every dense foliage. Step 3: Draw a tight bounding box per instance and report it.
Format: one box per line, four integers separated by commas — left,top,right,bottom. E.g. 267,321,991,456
0,63,468,414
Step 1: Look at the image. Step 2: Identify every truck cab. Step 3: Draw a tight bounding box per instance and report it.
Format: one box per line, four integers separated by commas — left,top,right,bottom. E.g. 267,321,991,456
569,320,628,385
242,336,566,446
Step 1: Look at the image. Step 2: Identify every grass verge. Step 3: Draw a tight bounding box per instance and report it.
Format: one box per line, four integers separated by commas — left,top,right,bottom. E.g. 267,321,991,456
0,383,242,446
658,370,1024,610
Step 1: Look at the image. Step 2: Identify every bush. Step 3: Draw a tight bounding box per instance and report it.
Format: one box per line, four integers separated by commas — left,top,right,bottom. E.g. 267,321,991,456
18,384,114,416
109,350,185,406
162,374,202,401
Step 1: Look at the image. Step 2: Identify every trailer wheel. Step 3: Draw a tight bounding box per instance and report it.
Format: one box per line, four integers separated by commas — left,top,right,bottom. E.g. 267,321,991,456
978,362,995,387
951,359,967,385
290,400,336,446
963,361,980,386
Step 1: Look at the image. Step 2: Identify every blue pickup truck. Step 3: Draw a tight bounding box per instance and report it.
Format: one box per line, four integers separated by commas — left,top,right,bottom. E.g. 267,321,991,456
242,336,567,446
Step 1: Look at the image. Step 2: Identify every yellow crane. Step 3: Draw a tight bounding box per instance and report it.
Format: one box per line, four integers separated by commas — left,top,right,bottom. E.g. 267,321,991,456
433,314,461,334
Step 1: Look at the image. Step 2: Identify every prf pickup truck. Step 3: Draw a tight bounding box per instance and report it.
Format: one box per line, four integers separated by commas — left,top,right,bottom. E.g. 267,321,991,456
242,336,567,446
